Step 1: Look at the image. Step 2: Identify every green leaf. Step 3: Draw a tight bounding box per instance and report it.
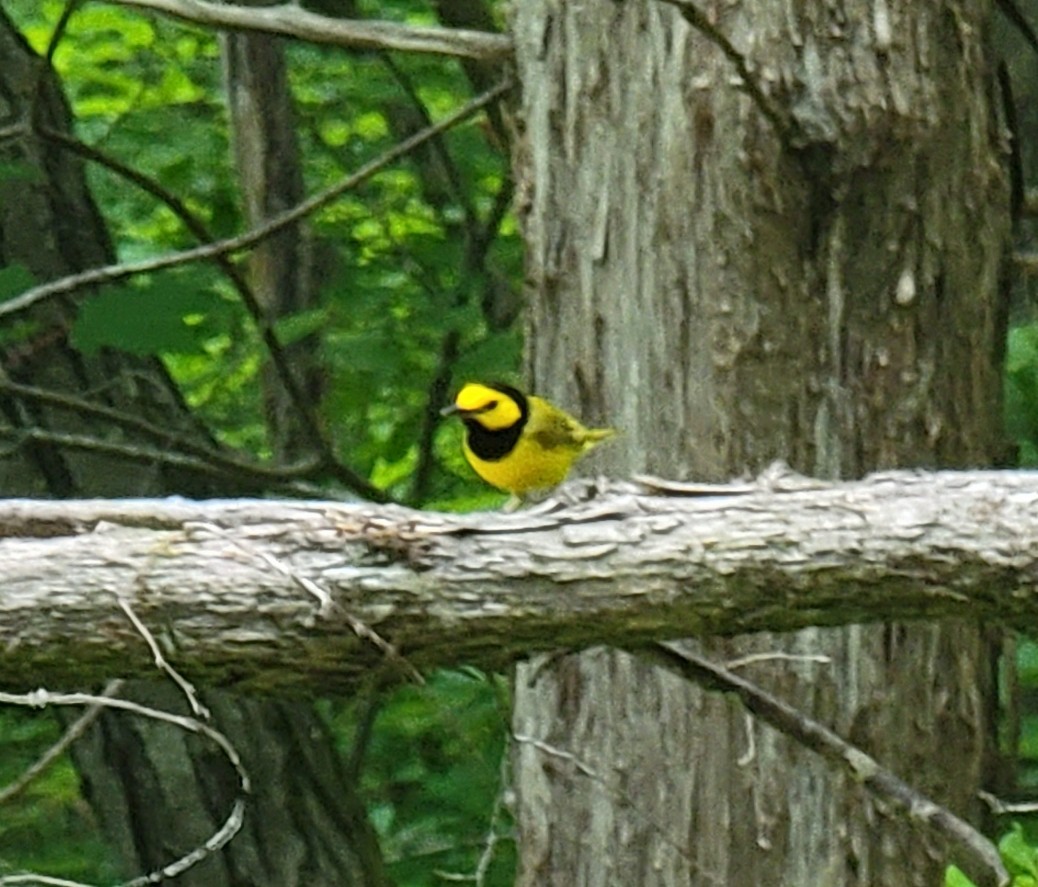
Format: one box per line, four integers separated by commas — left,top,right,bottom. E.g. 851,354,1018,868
1000,824,1038,878
0,264,36,302
944,865,976,887
273,307,328,345
0,160,43,188
71,271,223,356
1006,324,1038,465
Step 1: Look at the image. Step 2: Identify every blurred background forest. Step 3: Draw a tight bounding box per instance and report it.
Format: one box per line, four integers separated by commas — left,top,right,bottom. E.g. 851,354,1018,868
1,0,1038,884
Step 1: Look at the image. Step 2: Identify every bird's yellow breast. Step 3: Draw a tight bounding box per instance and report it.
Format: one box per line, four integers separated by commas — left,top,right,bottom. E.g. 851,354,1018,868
463,429,578,494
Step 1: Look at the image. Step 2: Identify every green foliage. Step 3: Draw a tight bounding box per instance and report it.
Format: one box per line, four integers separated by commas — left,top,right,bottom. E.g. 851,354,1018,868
0,264,35,302
945,824,1038,887
1,0,521,881
8,0,520,504
0,711,116,881
71,270,236,356
1006,323,1038,465
327,670,514,886
1001,824,1038,884
945,864,977,887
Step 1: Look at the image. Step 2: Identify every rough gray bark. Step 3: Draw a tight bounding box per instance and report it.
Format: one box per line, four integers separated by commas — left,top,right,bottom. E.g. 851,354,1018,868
511,0,1010,885
0,469,1033,692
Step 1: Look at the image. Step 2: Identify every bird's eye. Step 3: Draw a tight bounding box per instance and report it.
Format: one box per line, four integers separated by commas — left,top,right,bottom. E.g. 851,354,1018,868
487,400,498,409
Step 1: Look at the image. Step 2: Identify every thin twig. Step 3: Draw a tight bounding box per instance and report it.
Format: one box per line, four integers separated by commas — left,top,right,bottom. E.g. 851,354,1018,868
411,328,459,504
645,642,1010,887
511,732,699,867
0,378,275,473
0,424,328,496
43,0,82,64
117,597,209,718
0,679,123,806
725,651,832,670
474,175,515,274
342,683,383,784
979,790,1038,816
123,800,246,887
430,749,512,883
0,689,249,887
0,122,30,143
0,875,93,886
473,751,511,886
381,54,477,225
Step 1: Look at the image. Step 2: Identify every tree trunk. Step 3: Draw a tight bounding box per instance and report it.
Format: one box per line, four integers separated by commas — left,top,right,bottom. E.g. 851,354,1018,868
511,1,1009,885
222,20,320,462
0,13,388,885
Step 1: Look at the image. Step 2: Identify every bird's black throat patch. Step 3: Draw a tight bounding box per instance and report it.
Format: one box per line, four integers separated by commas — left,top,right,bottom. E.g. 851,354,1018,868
464,383,529,461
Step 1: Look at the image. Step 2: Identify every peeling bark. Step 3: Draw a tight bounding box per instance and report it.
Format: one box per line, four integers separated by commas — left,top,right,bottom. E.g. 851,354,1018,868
0,470,1032,692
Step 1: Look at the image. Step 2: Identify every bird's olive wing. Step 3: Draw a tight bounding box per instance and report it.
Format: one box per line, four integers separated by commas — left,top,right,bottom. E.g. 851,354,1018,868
528,412,585,450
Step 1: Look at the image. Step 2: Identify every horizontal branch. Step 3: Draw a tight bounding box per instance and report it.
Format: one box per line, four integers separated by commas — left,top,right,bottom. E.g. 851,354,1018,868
0,468,1036,692
105,0,512,60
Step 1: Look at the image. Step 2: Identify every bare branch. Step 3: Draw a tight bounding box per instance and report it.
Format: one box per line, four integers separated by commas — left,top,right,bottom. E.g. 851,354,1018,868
0,470,1035,691
0,79,511,327
104,0,512,61
118,598,209,717
644,643,1009,887
0,379,258,469
0,423,329,496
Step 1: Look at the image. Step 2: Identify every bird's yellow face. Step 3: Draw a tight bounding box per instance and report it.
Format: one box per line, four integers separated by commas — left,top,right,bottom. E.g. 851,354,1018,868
450,383,523,430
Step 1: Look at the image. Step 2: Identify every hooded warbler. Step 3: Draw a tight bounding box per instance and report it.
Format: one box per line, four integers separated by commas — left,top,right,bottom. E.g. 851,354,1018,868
441,382,615,495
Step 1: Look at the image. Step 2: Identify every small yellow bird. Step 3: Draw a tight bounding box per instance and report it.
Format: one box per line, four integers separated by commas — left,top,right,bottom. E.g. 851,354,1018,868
441,382,615,496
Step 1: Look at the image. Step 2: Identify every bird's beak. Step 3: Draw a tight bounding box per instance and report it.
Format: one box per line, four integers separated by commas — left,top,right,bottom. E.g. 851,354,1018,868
442,402,492,418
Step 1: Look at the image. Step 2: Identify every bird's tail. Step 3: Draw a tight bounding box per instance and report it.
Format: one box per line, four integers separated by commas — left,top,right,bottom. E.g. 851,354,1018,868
581,427,617,450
